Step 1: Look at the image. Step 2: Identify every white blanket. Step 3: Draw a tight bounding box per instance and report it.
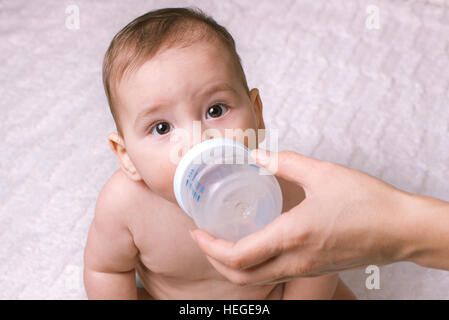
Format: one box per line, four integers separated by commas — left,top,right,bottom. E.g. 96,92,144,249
1,0,448,299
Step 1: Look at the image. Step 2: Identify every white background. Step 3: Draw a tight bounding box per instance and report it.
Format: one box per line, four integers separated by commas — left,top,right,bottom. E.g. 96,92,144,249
0,0,448,299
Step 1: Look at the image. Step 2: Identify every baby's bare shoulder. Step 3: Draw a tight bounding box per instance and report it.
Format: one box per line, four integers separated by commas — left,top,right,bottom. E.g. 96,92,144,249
94,169,145,226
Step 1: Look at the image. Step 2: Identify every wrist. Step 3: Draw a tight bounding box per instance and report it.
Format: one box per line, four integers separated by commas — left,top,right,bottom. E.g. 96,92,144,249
390,192,424,264
397,192,449,269
377,190,416,264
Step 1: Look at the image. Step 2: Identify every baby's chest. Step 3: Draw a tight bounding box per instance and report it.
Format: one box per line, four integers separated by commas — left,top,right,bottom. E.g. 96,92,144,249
129,201,224,280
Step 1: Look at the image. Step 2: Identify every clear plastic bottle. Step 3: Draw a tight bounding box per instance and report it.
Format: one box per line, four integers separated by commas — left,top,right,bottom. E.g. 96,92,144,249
173,138,282,242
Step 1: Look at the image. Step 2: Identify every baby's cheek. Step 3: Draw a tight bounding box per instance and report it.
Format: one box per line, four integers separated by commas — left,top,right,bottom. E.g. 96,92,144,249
144,158,177,203
238,109,259,132
232,115,260,148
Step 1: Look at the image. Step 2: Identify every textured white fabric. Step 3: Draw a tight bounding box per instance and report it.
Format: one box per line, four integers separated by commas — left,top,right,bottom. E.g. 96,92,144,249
1,0,448,299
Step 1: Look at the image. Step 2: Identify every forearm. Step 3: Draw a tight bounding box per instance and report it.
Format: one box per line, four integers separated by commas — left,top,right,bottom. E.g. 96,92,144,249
84,268,138,299
400,193,449,270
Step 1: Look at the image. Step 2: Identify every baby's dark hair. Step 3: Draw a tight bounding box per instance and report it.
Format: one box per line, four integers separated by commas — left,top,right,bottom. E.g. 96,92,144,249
103,7,249,136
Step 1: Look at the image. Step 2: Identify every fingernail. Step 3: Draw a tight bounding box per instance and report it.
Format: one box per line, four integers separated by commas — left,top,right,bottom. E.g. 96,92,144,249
251,149,270,165
250,149,258,160
189,229,196,241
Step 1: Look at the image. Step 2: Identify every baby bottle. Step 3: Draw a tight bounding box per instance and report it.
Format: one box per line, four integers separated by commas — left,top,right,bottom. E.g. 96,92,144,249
173,138,282,242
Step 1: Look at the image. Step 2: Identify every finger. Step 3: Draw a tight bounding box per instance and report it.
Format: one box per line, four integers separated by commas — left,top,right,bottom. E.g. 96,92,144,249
250,149,324,192
190,229,239,259
203,254,278,286
205,247,309,286
191,214,290,270
253,275,298,286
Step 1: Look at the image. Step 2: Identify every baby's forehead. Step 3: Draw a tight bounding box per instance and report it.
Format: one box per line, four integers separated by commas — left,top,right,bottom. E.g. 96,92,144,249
121,41,238,92
146,39,233,70
116,43,242,115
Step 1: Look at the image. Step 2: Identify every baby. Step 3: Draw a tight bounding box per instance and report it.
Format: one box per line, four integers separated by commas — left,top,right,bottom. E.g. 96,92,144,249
83,7,355,300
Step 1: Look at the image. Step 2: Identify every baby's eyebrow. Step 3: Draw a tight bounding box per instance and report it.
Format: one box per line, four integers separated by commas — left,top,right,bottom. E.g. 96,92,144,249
134,103,166,129
133,82,236,129
197,82,237,98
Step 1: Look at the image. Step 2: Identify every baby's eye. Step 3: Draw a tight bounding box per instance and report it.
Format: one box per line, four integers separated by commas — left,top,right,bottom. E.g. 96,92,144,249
206,103,228,119
150,121,172,136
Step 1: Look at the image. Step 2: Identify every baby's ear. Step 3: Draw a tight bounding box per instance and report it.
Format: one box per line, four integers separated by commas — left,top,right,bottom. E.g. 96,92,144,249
249,88,265,130
249,89,266,147
108,133,142,181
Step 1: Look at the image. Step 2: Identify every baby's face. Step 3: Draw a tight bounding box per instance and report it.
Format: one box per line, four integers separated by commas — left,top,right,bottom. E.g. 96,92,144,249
116,40,264,203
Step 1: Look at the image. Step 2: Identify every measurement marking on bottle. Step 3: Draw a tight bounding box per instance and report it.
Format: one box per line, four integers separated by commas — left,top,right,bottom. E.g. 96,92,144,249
185,168,206,202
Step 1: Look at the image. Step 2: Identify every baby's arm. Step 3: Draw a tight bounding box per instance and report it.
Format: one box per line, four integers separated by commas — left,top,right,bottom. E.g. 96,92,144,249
83,181,140,299
282,274,340,300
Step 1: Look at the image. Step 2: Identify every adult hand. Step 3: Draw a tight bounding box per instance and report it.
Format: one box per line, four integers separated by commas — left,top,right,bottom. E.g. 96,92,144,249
190,149,449,286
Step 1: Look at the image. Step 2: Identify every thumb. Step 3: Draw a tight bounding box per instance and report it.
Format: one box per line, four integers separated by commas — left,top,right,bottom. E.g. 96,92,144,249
250,149,323,192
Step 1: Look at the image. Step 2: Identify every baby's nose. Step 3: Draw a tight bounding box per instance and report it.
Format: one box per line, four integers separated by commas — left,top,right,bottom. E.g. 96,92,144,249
170,127,198,152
